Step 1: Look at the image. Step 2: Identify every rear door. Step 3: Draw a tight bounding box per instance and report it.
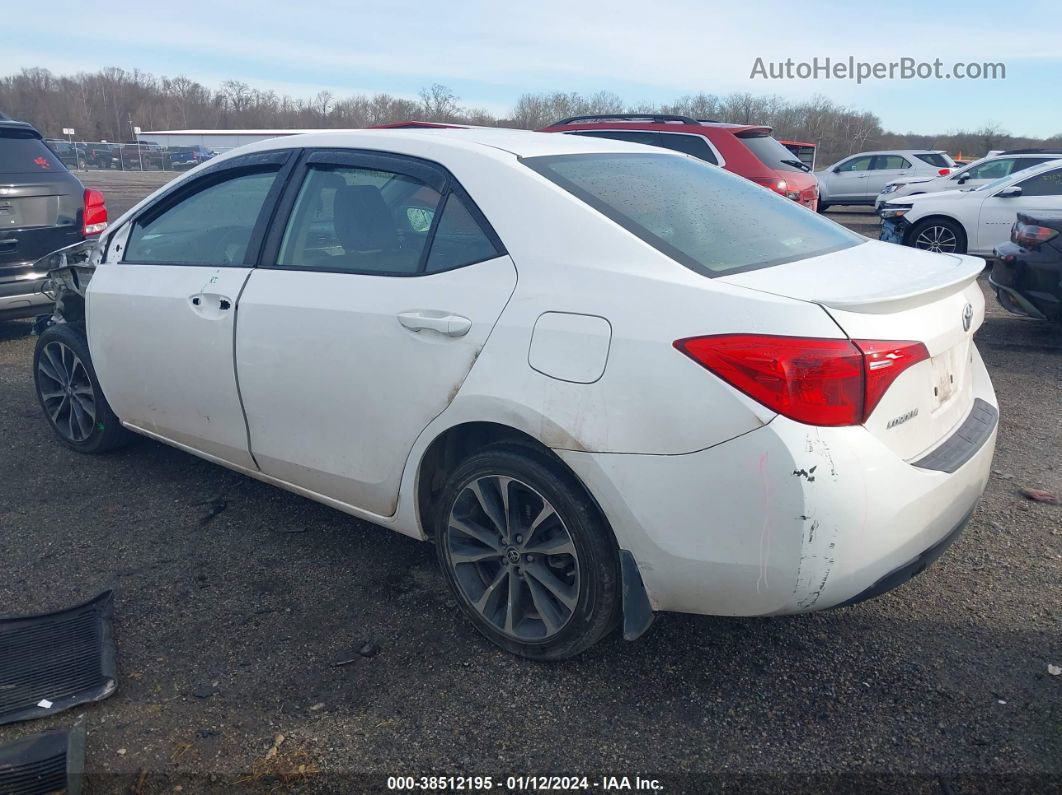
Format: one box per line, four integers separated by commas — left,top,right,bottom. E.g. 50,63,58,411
828,155,873,201
867,155,912,195
976,166,1062,251
235,149,517,516
86,150,294,468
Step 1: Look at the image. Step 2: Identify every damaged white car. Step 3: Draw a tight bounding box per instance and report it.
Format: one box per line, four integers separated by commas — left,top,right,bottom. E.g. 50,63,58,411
34,128,997,659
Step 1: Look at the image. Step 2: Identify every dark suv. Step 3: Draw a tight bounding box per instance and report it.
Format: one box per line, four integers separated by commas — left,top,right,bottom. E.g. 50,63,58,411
538,114,820,209
0,118,108,321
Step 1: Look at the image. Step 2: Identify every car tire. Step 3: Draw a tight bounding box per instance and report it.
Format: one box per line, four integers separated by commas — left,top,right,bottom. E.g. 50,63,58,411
433,443,621,660
33,323,133,454
908,217,967,254
817,202,830,214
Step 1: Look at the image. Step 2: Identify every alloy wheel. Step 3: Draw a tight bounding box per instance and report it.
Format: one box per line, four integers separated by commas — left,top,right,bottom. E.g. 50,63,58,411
913,225,958,253
37,341,97,443
444,475,580,641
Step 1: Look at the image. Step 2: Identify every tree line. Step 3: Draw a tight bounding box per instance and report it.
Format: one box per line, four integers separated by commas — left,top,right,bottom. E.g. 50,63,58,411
2,67,1058,166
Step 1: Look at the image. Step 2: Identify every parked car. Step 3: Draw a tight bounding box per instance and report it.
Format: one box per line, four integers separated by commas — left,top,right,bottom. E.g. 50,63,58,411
0,118,107,321
44,139,87,170
538,114,820,210
117,142,165,169
875,150,1062,211
880,159,1062,254
84,142,119,169
35,129,995,659
990,211,1062,323
816,150,956,212
167,145,216,169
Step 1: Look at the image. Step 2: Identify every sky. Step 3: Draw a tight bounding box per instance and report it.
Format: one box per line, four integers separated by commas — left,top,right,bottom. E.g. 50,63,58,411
5,0,1062,137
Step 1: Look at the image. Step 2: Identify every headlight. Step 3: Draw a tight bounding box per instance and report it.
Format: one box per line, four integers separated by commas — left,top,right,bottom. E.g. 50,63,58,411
880,184,899,195
880,206,911,219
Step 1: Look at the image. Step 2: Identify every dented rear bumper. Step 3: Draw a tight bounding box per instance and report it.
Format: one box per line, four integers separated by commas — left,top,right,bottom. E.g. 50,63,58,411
557,349,996,619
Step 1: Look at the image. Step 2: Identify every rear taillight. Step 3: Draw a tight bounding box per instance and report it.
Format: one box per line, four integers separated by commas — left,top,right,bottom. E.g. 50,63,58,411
1012,222,1059,248
674,334,929,427
83,188,108,236
753,177,790,197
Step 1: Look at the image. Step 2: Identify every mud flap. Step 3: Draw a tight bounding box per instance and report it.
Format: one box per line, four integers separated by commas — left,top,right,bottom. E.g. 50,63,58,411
619,550,655,641
0,591,116,726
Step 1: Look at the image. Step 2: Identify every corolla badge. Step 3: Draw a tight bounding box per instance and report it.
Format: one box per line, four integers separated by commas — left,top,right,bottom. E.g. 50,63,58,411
962,302,973,332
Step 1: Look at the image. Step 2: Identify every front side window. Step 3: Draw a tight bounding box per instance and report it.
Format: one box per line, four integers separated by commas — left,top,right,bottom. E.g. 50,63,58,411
837,156,873,173
124,169,279,265
1017,168,1062,197
656,133,719,165
525,153,861,277
966,158,1017,181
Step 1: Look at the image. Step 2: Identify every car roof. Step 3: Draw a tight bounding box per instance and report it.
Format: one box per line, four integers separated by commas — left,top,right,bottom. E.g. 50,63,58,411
0,118,42,138
845,149,947,157
230,126,688,161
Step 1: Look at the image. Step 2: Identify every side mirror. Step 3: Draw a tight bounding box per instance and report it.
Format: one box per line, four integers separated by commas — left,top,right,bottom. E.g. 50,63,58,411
833,166,843,174
996,185,1023,198
956,174,970,184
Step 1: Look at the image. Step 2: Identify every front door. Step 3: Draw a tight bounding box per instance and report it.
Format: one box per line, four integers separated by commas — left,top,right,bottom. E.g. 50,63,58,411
828,155,873,201
234,150,517,516
86,151,293,468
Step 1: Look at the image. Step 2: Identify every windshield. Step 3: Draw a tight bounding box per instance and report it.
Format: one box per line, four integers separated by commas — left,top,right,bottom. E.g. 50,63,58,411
523,153,862,277
737,132,810,172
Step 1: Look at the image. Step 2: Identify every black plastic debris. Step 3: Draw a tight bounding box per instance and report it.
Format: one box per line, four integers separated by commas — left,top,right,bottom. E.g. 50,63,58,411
0,591,116,725
0,724,85,795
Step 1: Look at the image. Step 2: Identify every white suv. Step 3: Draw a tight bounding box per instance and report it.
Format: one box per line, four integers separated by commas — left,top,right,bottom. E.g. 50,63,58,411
875,150,1062,211
816,150,955,212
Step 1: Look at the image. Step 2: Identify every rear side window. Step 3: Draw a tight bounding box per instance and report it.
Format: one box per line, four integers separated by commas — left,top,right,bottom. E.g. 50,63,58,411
1017,168,1062,197
525,153,861,277
125,169,279,265
736,132,809,173
657,133,719,165
915,153,955,168
873,155,912,170
277,164,444,275
425,193,502,273
0,131,65,175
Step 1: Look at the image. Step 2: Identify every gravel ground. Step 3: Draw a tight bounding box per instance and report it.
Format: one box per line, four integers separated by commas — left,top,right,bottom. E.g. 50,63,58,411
0,175,1059,793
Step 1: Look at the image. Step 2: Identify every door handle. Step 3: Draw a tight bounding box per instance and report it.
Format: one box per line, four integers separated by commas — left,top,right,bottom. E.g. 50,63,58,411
397,310,472,337
189,293,233,318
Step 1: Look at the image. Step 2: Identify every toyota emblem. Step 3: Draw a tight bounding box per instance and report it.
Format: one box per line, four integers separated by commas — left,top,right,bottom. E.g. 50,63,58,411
962,303,974,332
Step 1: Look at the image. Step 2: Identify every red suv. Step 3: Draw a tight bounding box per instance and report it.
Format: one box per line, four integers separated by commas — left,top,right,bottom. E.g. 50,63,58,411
537,114,819,210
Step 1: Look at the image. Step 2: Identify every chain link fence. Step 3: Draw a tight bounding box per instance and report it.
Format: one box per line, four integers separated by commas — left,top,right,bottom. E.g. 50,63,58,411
42,139,236,172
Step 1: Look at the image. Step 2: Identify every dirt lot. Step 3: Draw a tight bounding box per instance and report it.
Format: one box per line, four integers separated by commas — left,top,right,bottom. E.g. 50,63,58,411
0,172,1059,793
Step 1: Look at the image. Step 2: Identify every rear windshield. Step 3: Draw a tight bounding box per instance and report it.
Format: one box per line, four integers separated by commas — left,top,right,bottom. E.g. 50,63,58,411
915,152,956,168
0,131,66,175
524,152,862,277
737,132,810,173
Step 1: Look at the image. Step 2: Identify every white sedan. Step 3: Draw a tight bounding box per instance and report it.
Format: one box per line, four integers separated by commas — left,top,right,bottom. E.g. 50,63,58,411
34,128,997,660
880,159,1062,255
874,152,1062,211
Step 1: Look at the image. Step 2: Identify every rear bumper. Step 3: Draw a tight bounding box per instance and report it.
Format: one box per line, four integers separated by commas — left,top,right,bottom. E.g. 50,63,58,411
990,243,1061,322
0,277,52,320
559,348,997,617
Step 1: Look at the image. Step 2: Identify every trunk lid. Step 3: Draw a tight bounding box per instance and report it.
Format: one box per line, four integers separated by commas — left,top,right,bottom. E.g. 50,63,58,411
721,240,986,461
